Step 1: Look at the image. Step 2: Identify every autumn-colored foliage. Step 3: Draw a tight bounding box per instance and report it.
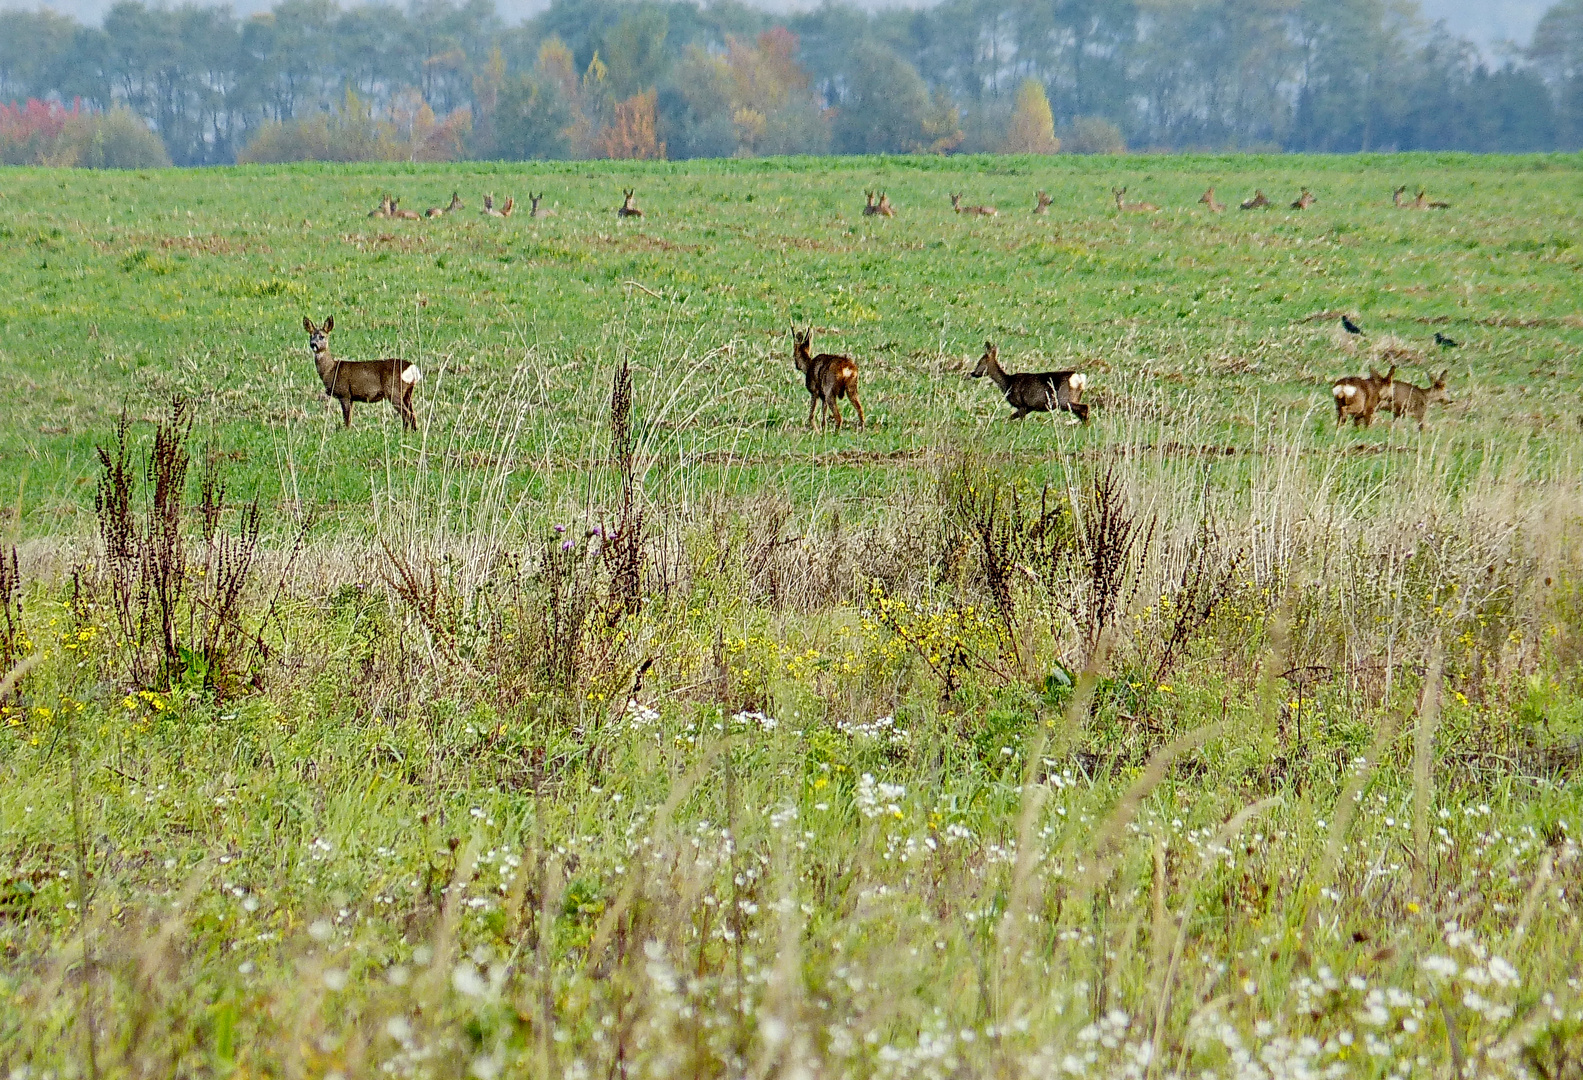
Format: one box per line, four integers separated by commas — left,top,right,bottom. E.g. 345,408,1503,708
1002,79,1061,154
0,98,80,164
598,89,666,160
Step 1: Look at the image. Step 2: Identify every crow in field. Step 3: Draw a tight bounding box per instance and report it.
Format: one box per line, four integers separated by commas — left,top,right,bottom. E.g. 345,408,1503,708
1341,316,1362,335
1434,332,1460,348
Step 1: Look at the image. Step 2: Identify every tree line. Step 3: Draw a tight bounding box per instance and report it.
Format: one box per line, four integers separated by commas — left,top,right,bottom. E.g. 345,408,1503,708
3,0,1582,167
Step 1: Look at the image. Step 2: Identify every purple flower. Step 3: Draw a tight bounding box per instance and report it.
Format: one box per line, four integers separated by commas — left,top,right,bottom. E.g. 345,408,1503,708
560,539,574,551
554,524,566,534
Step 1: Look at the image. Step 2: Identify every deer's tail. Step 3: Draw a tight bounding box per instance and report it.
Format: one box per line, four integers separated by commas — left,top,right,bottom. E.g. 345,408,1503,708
402,364,422,385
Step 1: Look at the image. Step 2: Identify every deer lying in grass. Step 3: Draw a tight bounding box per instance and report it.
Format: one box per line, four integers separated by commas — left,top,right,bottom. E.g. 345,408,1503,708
304,316,421,430
390,198,420,221
529,193,555,218
1240,189,1270,210
618,189,643,218
1291,187,1316,210
369,193,394,219
875,192,895,217
1415,188,1450,210
1383,369,1451,429
481,194,514,217
792,328,865,431
1112,186,1157,213
1198,187,1226,212
1033,190,1053,214
970,341,1089,423
951,193,998,217
425,192,463,217
1331,365,1394,428
863,190,882,216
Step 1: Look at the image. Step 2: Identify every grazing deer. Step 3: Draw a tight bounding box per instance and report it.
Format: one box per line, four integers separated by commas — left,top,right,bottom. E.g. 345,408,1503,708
970,341,1089,424
528,193,555,218
1112,186,1157,213
1033,190,1053,215
1331,366,1395,428
618,189,643,218
1383,369,1451,429
951,193,998,217
425,192,463,218
875,191,895,217
390,198,420,221
304,316,420,430
791,328,865,431
369,193,394,219
1240,190,1270,210
1291,187,1316,210
1198,187,1226,212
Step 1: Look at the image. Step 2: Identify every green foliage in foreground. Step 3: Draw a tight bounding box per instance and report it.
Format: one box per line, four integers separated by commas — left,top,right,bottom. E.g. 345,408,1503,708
1,155,1583,1075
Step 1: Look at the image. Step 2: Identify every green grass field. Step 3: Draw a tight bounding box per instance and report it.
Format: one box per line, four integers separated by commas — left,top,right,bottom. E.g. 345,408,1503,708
2,154,1583,1077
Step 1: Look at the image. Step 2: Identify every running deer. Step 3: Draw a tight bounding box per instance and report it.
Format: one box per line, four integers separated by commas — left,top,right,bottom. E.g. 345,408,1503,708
1198,187,1226,212
368,193,394,219
792,328,865,431
1240,189,1270,210
304,316,421,431
1112,186,1157,213
951,193,998,217
528,193,555,218
425,192,463,218
1383,370,1451,429
1291,187,1316,210
1033,190,1053,214
875,192,895,217
970,341,1090,424
618,189,643,218
1331,365,1395,428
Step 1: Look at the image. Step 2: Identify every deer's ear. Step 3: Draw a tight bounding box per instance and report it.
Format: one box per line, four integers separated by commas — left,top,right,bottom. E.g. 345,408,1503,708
323,315,334,332
1438,369,1449,383
304,317,315,333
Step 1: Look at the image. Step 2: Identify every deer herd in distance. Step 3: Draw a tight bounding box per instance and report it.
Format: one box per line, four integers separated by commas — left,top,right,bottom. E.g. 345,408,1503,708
340,182,1463,435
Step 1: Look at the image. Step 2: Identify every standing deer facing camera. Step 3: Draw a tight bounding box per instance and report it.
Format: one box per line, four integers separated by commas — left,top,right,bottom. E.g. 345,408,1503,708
792,328,865,431
970,341,1089,423
304,316,421,430
1331,366,1395,428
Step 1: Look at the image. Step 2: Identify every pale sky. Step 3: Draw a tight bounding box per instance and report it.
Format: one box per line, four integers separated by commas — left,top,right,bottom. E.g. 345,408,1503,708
25,0,1552,59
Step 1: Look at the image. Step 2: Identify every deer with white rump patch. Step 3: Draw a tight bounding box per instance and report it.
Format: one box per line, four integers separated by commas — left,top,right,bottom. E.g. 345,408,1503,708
1331,365,1394,428
970,341,1089,423
792,327,865,431
304,316,421,430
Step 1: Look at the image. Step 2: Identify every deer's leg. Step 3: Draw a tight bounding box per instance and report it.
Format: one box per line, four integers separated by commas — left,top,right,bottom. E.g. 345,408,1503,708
807,393,820,430
340,397,353,428
847,386,865,430
828,394,843,431
1008,407,1029,421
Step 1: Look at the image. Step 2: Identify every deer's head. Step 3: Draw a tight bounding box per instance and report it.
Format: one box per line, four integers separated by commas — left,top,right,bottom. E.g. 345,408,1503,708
1198,187,1214,203
304,315,334,354
1429,369,1452,404
970,341,998,379
792,328,812,372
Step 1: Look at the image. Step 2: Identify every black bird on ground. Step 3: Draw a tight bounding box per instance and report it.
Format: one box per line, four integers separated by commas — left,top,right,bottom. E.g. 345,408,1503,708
1342,315,1363,335
1434,332,1460,348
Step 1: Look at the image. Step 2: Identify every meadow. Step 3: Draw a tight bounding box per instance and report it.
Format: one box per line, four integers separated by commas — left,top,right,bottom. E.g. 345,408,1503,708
1,152,1583,1078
